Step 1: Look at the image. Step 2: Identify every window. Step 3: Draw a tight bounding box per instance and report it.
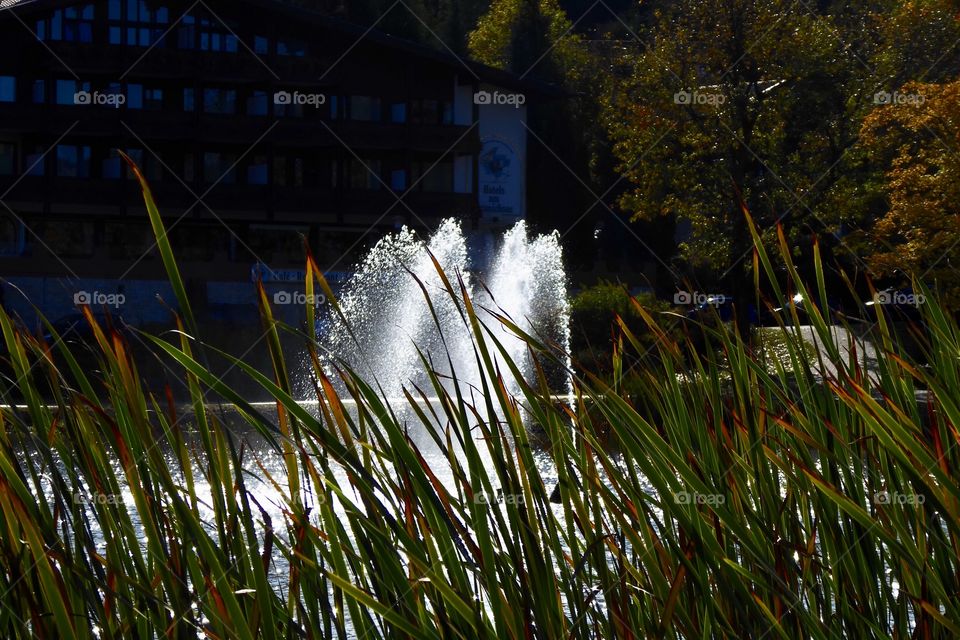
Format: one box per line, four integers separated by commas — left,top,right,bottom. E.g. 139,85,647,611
178,14,196,48
442,101,453,125
123,148,162,181
183,88,195,112
247,91,268,116
127,85,163,110
412,99,444,125
203,88,236,114
390,102,407,123
102,155,122,179
349,159,381,190
63,6,95,42
247,226,307,264
0,214,23,256
34,220,94,258
254,36,269,54
25,146,46,176
350,96,381,122
203,152,237,184
277,39,306,57
56,145,92,178
390,169,406,191
38,6,95,42
105,223,152,260
0,77,15,103
247,156,268,185
0,143,14,175
56,80,90,105
414,159,453,192
32,80,45,104
199,17,237,52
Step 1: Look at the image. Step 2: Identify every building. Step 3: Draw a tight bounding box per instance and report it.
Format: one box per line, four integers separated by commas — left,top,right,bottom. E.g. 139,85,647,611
0,0,560,326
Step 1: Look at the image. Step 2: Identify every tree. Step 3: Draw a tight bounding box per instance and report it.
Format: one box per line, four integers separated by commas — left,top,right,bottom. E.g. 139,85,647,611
603,0,960,329
860,79,960,307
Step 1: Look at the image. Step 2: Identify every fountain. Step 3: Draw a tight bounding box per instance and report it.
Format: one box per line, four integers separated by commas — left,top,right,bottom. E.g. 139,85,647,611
315,218,571,406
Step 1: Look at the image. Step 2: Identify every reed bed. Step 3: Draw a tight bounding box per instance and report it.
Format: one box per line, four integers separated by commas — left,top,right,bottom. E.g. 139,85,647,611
0,158,957,639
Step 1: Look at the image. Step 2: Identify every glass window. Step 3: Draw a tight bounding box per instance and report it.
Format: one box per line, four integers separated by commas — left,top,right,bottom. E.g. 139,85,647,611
56,145,92,178
203,88,236,114
178,15,195,49
51,10,63,40
442,102,453,125
36,20,46,40
127,83,143,109
350,96,381,122
108,0,121,20
31,80,44,104
143,87,163,110
247,156,268,185
277,39,306,56
390,102,407,123
349,159,381,190
64,5,95,43
56,79,89,105
254,36,269,54
102,155,122,179
34,220,94,258
183,87,195,112
25,146,45,176
0,214,23,256
417,160,452,192
247,91,268,116
109,26,122,44
390,169,406,191
203,151,237,184
0,143,15,175
0,77,15,103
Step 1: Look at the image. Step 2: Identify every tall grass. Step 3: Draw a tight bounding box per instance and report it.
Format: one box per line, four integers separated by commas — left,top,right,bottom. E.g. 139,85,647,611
0,157,957,638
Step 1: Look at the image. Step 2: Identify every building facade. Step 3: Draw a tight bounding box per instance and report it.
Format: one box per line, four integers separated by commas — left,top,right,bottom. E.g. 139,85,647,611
0,0,556,325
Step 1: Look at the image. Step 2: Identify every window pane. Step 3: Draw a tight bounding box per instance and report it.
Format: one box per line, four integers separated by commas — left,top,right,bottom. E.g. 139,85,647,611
56,145,91,178
56,80,75,104
350,96,380,122
0,77,15,103
390,102,406,123
0,143,15,175
247,91,268,116
127,84,144,109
